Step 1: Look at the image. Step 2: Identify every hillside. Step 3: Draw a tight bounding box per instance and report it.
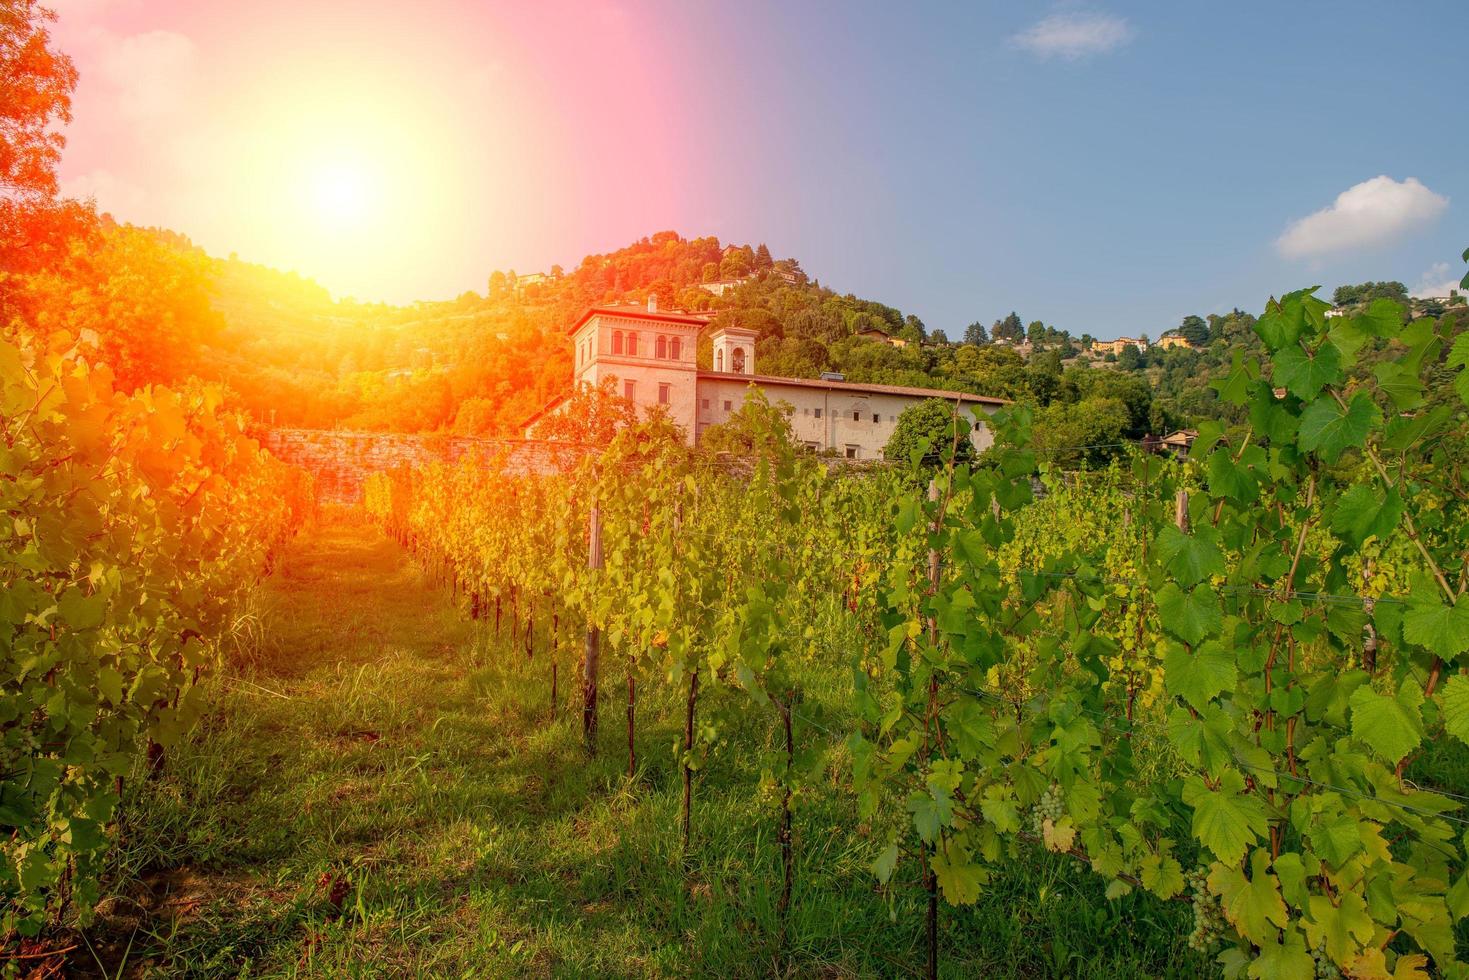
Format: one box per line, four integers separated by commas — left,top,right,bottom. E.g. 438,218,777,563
63,223,1468,461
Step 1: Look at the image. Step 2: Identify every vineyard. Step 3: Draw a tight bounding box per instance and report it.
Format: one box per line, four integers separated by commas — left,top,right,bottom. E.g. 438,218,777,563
4,286,1469,976
342,290,1469,978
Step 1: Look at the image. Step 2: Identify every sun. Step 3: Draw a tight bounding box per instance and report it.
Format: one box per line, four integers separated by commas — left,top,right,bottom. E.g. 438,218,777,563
306,158,377,229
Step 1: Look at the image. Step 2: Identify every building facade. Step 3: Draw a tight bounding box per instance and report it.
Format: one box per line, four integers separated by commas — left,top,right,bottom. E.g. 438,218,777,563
527,300,1005,459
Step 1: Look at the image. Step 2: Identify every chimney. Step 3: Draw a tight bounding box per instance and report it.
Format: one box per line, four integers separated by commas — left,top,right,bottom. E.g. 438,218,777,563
647,294,658,314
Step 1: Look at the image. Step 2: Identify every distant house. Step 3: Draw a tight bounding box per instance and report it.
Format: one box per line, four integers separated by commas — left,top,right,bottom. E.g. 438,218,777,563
514,271,554,296
1090,337,1148,356
1156,334,1193,350
854,327,908,348
696,277,752,297
720,244,744,260
1159,429,1198,454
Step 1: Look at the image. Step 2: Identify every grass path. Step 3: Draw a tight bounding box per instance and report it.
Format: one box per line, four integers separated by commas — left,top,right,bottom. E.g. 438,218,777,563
87,516,1202,978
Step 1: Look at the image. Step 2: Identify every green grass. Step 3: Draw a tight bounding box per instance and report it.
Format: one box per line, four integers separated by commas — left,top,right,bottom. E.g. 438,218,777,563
85,515,1208,978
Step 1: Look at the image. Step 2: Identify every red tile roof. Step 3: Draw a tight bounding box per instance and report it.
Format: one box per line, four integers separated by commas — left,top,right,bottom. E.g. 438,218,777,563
566,306,712,335
697,371,1007,405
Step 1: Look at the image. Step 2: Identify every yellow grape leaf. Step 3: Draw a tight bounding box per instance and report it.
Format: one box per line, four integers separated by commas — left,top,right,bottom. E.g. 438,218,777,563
1041,817,1076,853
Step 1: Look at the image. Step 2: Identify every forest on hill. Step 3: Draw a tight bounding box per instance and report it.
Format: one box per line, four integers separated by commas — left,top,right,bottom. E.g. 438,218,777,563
28,218,1468,464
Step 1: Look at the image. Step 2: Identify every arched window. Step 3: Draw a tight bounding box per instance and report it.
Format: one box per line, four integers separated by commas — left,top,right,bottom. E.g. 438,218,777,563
656,335,668,359
670,338,681,360
612,330,623,355
627,332,638,356
716,349,724,372
732,348,746,373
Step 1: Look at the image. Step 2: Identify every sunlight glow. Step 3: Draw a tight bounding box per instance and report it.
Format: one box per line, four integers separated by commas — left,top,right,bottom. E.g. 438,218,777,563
308,159,376,229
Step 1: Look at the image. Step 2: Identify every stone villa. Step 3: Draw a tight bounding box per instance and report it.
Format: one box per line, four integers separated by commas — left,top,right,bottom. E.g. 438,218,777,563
523,299,1005,459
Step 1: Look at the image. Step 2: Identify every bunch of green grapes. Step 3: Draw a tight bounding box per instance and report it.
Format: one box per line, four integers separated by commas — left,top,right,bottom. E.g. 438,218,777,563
1185,868,1227,953
1309,941,1343,980
1028,784,1065,836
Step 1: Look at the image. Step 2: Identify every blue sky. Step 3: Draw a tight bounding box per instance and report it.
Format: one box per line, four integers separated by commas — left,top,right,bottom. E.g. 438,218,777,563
55,0,1467,339
667,1,1468,339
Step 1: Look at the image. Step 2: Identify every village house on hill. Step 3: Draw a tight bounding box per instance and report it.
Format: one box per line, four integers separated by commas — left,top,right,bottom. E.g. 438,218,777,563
523,298,1005,458
1090,336,1149,357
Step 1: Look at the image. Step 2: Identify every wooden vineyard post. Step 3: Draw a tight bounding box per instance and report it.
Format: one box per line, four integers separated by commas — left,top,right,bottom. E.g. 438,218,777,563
583,502,603,754
924,477,941,980
551,612,559,721
1174,488,1189,532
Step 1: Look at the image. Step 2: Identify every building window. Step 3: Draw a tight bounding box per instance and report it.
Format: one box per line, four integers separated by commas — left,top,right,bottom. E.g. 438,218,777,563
658,383,671,405
627,332,638,356
872,413,880,423
723,400,732,412
814,408,823,419
889,415,895,422
670,338,681,360
852,411,860,421
701,398,709,409
845,445,859,459
804,441,820,451
612,330,623,355
656,335,667,359
624,380,636,401
716,349,724,372
732,348,746,373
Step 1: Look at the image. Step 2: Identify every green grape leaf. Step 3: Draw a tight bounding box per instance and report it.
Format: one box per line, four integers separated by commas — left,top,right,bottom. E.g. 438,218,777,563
1441,675,1469,747
1164,640,1236,711
1138,850,1185,899
1209,848,1288,946
1206,448,1258,504
1348,682,1424,765
1401,595,1469,659
1297,392,1379,463
1272,341,1342,399
1156,525,1225,587
1373,360,1426,410
1247,926,1315,980
1183,770,1267,866
1303,892,1374,967
872,842,899,885
931,850,986,905
57,587,105,630
1156,583,1222,646
907,789,952,843
1328,485,1403,546
1448,331,1469,371
1358,297,1405,337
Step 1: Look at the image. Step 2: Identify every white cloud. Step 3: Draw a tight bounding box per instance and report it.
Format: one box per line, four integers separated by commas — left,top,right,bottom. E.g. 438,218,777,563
1011,11,1134,60
1277,176,1448,260
1411,261,1463,299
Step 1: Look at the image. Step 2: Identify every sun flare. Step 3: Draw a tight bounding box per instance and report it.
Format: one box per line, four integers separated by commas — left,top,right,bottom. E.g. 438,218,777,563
306,158,376,228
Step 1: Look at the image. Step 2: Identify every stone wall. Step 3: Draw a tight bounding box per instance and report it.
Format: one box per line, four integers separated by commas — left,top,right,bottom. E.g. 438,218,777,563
257,428,595,504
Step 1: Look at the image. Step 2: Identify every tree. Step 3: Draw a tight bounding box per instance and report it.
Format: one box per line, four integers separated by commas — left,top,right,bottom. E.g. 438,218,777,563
929,328,949,345
1178,314,1209,346
701,261,719,283
884,398,978,466
0,0,91,280
993,312,1024,343
754,243,773,270
528,377,638,444
900,313,926,343
1117,344,1143,371
963,321,988,345
1026,320,1045,346
1332,281,1408,307
699,389,795,457
487,270,509,298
